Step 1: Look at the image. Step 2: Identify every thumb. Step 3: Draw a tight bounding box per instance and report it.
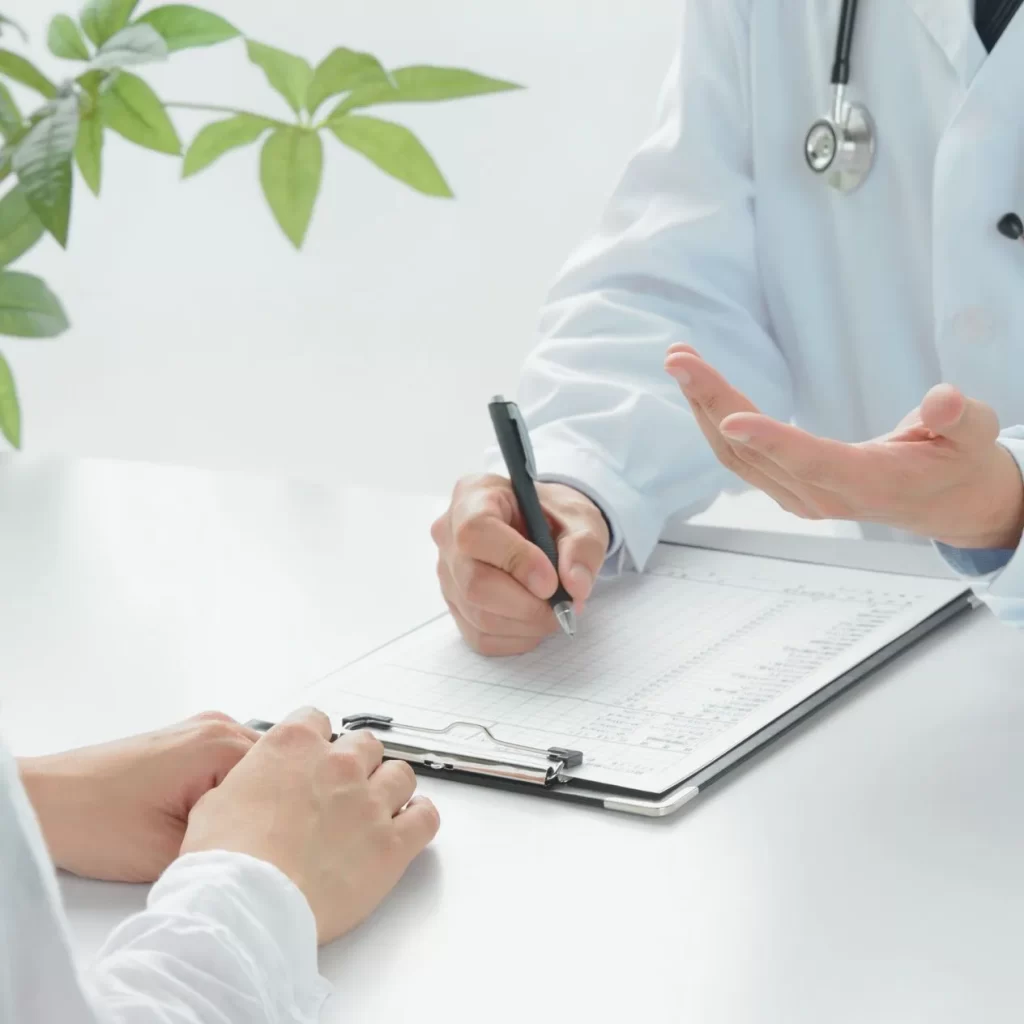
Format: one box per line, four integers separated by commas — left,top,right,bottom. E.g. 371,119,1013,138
555,506,610,605
920,384,1000,448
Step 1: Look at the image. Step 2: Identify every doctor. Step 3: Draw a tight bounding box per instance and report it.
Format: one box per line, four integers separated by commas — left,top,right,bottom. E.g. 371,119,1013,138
432,0,1024,652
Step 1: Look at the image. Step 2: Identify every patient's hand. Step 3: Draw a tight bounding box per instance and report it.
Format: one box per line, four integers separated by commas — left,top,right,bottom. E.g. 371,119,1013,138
19,712,259,883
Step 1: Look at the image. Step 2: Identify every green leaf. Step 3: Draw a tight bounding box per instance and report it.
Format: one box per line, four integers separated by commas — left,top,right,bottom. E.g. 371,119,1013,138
11,94,79,247
0,51,58,100
75,113,103,194
0,82,21,139
48,14,91,60
90,23,168,70
135,5,239,52
183,113,271,178
0,350,19,447
0,269,69,338
330,66,522,118
0,186,44,266
259,127,321,248
0,122,29,183
307,48,390,117
101,71,180,155
80,0,139,47
329,115,452,198
0,15,27,44
246,41,312,117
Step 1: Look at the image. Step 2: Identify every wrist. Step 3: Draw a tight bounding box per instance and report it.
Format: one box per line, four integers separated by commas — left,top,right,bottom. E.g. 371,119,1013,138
18,755,86,872
937,447,1024,551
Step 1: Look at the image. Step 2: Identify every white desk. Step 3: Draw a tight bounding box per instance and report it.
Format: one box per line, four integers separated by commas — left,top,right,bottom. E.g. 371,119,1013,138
4,458,1024,1024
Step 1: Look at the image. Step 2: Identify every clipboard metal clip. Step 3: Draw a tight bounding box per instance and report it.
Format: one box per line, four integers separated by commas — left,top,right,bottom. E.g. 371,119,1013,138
342,713,584,788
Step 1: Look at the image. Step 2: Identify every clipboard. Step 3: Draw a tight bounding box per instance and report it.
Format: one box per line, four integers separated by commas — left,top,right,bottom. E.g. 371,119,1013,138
315,592,968,817
272,533,976,818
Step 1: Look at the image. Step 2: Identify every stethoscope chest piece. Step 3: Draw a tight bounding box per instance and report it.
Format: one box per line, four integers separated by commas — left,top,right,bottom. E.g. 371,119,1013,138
806,0,875,194
805,91,876,193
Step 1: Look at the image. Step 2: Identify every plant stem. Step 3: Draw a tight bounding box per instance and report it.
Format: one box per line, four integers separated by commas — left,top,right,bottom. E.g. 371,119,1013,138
165,102,289,127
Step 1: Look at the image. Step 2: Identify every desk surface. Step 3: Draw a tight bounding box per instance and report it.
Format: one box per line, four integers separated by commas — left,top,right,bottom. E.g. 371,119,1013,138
3,457,1024,1024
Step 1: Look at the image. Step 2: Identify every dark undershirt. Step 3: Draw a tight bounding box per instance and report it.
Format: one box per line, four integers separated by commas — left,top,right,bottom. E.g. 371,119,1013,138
976,0,1024,51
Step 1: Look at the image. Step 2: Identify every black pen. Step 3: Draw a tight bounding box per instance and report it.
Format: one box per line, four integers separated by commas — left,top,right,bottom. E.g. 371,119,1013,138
488,395,576,638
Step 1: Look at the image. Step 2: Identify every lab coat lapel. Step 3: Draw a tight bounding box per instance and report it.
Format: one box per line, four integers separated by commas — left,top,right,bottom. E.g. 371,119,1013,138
905,0,986,86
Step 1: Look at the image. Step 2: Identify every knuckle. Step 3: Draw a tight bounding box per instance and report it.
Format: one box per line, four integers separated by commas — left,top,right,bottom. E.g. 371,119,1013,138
421,799,441,833
452,514,484,554
352,731,384,762
429,514,448,548
196,717,239,745
501,546,530,580
272,720,319,748
192,710,235,725
392,760,416,788
330,749,364,780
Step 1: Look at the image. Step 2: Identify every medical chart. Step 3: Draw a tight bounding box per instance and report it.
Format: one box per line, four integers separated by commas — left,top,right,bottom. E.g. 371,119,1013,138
305,545,968,794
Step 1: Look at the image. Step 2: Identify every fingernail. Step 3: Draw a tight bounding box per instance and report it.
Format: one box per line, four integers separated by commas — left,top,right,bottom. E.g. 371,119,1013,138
669,366,691,386
722,430,750,444
568,564,594,598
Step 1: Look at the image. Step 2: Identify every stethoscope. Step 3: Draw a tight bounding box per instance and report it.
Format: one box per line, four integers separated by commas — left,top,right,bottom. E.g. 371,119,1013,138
806,0,1024,241
805,0,876,192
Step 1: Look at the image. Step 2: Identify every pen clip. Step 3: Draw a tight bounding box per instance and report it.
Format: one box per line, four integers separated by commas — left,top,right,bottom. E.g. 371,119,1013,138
505,399,538,479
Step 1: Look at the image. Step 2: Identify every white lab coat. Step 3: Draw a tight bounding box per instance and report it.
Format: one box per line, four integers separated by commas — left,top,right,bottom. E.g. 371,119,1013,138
514,0,1024,623
0,733,330,1023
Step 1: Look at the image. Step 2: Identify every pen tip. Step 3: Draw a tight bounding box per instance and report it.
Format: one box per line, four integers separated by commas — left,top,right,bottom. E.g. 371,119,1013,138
555,605,577,638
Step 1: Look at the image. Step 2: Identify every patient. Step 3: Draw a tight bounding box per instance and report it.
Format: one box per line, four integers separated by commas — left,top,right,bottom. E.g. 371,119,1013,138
3,707,439,1023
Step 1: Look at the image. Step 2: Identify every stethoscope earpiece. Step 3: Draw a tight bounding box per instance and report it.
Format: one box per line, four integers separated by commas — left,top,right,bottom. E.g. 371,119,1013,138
805,0,875,194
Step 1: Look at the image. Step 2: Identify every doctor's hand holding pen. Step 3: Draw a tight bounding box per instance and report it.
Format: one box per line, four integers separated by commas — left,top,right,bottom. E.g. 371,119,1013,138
664,344,1024,552
431,477,610,656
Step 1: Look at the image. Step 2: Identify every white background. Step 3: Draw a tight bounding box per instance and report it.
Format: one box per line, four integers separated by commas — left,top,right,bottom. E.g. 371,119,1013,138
1,0,681,493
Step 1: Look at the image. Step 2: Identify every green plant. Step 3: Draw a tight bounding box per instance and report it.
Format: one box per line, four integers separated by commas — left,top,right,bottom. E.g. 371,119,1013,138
0,3,522,449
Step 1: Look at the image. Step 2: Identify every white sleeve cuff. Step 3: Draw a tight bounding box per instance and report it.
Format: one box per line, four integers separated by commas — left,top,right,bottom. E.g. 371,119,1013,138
978,434,1024,619
933,431,1024,627
91,851,331,1023
485,445,663,575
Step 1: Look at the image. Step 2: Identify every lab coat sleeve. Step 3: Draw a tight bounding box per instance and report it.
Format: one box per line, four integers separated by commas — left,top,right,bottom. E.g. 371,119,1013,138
85,852,332,1024
491,0,793,571
934,428,1024,627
